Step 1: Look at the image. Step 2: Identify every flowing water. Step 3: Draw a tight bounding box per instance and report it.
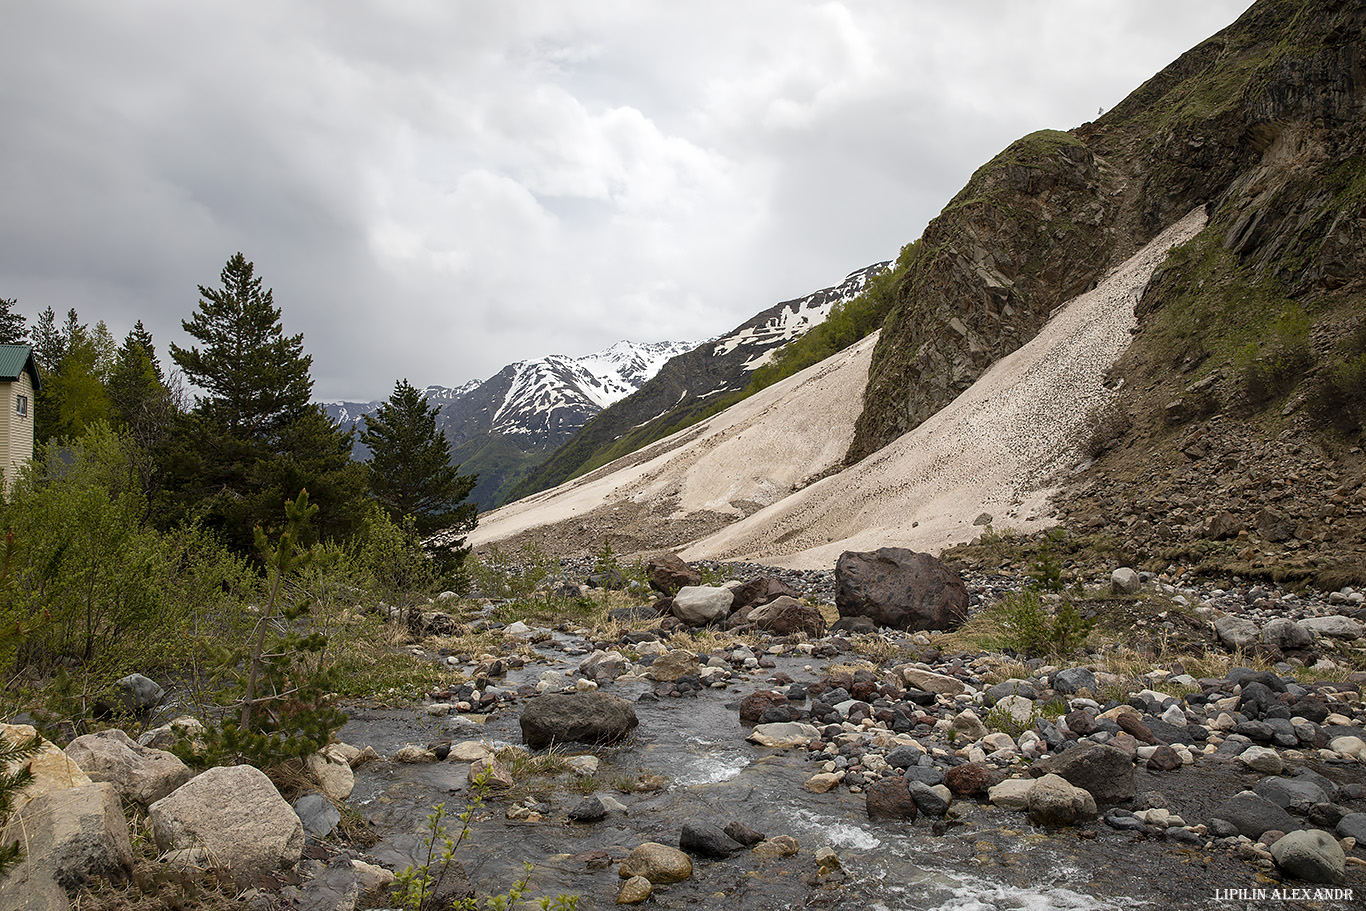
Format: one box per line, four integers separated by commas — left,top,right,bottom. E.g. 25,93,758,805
338,634,1355,911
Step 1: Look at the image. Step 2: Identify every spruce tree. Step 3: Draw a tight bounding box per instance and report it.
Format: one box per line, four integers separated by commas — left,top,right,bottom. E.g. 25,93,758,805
159,253,362,553
0,298,26,346
170,253,312,437
108,324,178,493
361,379,477,562
30,306,62,380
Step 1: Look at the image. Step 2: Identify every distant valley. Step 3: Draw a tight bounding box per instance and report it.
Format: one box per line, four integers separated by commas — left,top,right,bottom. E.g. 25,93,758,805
325,263,887,511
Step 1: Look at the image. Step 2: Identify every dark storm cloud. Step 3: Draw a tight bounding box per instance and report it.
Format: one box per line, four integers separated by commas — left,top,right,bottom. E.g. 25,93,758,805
0,1,1252,400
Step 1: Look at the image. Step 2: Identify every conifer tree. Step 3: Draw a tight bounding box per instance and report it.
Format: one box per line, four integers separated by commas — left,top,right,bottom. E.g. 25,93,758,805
360,380,477,560
159,253,363,553
170,253,312,437
30,307,63,375
33,310,112,443
0,298,26,346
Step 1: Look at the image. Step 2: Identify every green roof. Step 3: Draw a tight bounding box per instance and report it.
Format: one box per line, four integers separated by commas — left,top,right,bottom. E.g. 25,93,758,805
0,345,41,391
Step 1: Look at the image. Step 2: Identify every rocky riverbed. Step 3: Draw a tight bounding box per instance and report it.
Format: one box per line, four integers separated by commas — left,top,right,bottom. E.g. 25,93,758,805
6,554,1366,911
323,556,1366,910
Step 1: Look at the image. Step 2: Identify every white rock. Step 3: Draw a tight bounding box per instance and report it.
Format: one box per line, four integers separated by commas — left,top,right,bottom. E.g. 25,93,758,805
65,729,192,807
993,694,1036,727
747,723,819,749
1,781,132,890
951,709,988,740
504,620,534,637
981,732,1015,752
2,723,91,814
448,741,493,762
672,585,734,625
148,765,303,882
1111,568,1141,595
1300,616,1364,639
1327,735,1365,759
894,666,967,696
1160,704,1187,726
988,778,1035,810
1238,745,1284,774
305,748,355,802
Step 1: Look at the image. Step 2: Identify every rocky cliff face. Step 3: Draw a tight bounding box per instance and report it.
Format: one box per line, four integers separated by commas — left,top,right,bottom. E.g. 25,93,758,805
847,131,1121,461
848,0,1366,465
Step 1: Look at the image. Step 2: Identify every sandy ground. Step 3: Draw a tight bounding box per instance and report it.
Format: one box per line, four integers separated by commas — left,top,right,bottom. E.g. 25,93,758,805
469,208,1207,568
467,332,878,552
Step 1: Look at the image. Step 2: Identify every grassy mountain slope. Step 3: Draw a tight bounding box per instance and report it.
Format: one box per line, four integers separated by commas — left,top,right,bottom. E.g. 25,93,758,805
848,0,1365,466
850,0,1366,584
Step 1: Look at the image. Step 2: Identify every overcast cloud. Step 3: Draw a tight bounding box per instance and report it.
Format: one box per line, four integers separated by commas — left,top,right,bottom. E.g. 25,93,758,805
0,1,1252,401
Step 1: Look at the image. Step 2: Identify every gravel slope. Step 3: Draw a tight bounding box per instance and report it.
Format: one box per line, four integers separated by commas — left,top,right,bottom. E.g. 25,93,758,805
469,208,1207,567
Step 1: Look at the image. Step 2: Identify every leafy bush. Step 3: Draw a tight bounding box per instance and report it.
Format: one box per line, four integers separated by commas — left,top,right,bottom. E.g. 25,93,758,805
347,500,443,603
1328,353,1366,417
1312,321,1366,431
466,544,557,600
0,426,251,706
1027,529,1067,593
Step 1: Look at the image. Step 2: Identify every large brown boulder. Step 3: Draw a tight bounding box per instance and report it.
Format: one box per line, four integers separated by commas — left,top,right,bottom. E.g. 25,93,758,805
834,548,968,631
731,577,799,612
865,777,917,821
748,597,826,636
648,553,701,595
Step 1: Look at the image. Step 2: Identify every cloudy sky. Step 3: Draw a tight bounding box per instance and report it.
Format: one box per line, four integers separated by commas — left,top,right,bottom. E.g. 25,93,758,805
0,1,1253,402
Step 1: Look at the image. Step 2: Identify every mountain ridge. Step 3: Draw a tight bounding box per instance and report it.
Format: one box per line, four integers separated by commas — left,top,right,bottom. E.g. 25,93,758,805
468,0,1366,587
323,339,693,510
506,262,889,501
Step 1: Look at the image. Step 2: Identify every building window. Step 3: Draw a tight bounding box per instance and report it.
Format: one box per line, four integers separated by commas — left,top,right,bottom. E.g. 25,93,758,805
15,394,27,417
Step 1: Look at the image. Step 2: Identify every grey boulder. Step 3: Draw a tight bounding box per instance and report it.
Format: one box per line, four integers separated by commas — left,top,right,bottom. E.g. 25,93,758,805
149,765,304,884
520,692,639,749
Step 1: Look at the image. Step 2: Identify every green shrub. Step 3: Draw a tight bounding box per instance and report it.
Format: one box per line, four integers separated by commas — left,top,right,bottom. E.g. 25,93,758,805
1235,303,1313,403
1326,352,1366,428
177,491,346,772
466,544,556,601
0,426,252,716
1027,529,1067,593
994,590,1095,658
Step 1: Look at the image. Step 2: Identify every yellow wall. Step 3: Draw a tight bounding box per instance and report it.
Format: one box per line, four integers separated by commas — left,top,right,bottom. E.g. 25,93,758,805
0,371,35,494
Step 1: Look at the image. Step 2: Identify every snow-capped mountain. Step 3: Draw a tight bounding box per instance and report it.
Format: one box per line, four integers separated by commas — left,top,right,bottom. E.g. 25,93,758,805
490,340,694,436
510,262,890,501
711,263,887,370
327,380,480,428
324,341,694,510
